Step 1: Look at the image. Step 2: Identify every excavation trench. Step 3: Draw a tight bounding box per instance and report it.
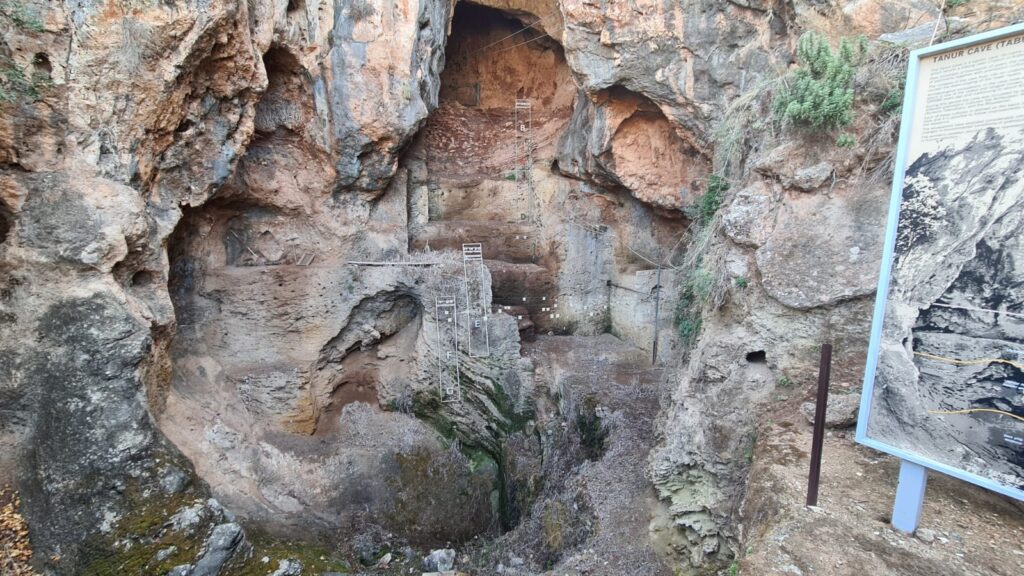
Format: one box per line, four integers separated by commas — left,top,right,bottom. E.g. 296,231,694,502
156,2,688,571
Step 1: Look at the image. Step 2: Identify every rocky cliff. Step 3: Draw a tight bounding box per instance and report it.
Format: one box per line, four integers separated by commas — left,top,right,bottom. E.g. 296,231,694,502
1,1,1023,575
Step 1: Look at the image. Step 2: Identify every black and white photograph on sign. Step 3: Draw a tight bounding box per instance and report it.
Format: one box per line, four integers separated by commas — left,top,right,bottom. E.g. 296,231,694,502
864,30,1024,493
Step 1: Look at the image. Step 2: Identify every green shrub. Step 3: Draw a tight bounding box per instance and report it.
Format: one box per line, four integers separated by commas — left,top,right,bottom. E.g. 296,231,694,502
674,268,716,346
880,86,903,114
836,133,856,148
773,32,866,130
734,276,748,289
1,1,44,33
0,57,44,103
699,175,728,225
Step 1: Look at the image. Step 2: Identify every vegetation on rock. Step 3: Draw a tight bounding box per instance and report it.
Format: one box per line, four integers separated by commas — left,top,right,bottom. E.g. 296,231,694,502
774,32,867,130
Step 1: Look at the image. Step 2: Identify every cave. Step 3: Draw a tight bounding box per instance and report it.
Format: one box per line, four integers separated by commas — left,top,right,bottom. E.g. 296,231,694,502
0,200,11,245
157,0,695,565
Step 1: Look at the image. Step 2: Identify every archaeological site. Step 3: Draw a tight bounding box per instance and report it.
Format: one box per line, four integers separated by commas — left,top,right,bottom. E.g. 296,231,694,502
1,0,1023,575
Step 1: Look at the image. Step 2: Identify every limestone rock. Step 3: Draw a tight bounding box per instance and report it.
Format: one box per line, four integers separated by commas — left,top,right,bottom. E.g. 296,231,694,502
755,185,886,310
423,548,457,572
270,558,303,576
791,163,836,192
800,393,862,428
723,181,774,248
191,522,246,576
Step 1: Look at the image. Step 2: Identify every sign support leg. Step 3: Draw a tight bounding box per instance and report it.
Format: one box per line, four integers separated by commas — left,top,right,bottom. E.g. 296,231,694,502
891,459,928,534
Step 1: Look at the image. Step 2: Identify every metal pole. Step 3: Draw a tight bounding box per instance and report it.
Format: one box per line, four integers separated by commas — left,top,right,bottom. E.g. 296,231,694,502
806,343,833,507
891,459,928,533
651,265,662,365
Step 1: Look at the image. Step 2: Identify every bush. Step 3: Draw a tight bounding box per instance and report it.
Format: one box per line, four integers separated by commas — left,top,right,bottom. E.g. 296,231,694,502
1,1,44,33
773,32,866,130
673,267,715,346
836,133,856,148
698,175,728,226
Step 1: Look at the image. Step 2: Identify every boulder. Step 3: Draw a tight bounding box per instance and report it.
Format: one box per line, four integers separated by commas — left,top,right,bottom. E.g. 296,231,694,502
423,548,457,572
800,393,862,429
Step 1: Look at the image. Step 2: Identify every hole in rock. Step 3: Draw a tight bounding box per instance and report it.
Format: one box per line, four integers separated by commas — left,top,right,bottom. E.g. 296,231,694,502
32,53,51,78
746,350,767,364
131,270,155,288
0,203,11,245
255,46,308,135
286,0,303,13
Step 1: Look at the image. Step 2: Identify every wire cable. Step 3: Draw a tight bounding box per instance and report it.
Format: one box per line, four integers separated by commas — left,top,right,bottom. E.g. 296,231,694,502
489,33,553,56
467,11,559,56
928,408,1024,424
913,351,1024,371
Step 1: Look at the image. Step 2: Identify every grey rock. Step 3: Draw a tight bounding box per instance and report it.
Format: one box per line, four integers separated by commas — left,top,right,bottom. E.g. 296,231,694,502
723,181,773,248
156,546,179,562
916,528,937,543
191,523,246,576
168,504,207,534
352,526,388,566
160,467,190,494
423,548,456,572
790,163,834,192
270,558,303,576
800,393,861,428
167,566,192,576
880,20,945,48
755,184,886,310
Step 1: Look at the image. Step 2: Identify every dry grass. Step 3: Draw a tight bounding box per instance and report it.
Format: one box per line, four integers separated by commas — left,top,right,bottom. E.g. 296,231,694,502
1,487,38,576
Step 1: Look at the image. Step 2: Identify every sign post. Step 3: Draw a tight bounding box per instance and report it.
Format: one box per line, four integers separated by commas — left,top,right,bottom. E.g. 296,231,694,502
856,23,1024,531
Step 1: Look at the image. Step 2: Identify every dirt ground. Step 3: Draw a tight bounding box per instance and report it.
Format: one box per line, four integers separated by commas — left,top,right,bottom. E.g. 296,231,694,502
740,397,1024,576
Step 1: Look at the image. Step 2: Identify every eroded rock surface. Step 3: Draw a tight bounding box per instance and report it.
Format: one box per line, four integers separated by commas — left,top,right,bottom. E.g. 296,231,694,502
3,1,1024,575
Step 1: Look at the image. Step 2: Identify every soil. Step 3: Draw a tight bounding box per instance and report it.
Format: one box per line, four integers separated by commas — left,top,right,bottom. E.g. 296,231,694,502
741,395,1024,576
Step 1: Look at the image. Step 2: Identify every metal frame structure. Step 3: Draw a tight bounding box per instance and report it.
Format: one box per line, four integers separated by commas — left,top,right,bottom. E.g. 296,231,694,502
462,243,491,357
434,296,462,403
514,99,536,224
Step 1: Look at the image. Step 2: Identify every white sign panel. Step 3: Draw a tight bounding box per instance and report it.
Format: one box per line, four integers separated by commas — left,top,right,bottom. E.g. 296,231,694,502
857,24,1024,501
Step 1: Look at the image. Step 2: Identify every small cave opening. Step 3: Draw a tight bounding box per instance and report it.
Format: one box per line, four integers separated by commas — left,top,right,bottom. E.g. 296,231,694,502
130,270,156,288
32,53,51,80
746,350,767,364
0,200,11,245
286,0,303,13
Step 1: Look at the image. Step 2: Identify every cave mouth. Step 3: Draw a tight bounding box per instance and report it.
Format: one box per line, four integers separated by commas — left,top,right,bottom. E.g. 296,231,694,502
440,3,571,110
0,200,11,245
416,2,574,184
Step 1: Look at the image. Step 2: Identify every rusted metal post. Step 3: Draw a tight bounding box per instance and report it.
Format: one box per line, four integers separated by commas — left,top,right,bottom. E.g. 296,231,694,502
651,265,662,365
806,343,833,507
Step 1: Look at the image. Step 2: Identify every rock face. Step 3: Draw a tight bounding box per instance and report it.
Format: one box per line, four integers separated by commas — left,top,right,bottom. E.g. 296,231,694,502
3,1,1024,575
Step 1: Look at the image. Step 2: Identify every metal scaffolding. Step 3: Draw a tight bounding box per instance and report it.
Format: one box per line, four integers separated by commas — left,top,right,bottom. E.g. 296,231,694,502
434,296,462,403
462,243,491,357
514,99,536,224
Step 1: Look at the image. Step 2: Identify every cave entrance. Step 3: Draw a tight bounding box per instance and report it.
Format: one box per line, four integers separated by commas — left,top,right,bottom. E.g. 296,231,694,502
440,3,571,111
410,3,574,336
417,2,574,184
